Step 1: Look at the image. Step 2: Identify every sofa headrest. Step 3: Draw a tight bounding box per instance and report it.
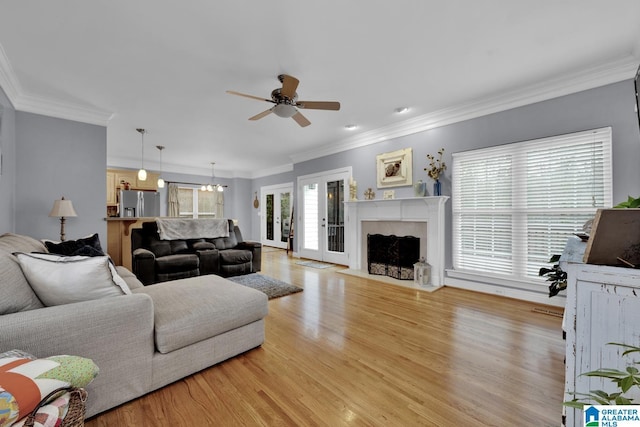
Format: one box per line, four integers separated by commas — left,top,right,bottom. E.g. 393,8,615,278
0,233,45,314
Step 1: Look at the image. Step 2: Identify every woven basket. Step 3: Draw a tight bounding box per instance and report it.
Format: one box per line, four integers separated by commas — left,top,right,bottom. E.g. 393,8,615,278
23,386,87,427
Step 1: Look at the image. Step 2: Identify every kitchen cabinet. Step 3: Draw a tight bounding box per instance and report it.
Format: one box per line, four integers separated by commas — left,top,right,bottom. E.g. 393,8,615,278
107,168,159,196
106,171,117,205
564,262,640,426
114,170,137,191
135,172,159,190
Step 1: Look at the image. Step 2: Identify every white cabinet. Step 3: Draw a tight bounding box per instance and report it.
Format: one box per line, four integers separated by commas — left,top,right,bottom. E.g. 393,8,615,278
564,263,640,426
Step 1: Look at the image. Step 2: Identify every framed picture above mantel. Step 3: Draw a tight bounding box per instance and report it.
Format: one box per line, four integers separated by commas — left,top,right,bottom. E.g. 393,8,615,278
376,147,413,188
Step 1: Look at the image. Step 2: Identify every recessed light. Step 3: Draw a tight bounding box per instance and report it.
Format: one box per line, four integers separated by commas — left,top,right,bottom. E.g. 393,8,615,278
394,107,409,114
345,124,358,130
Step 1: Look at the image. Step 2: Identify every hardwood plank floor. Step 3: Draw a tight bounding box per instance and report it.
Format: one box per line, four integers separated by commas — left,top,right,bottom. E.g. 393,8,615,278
86,248,565,426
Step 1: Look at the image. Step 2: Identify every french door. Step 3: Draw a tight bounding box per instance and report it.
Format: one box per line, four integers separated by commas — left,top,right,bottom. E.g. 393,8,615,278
261,183,293,249
297,168,351,265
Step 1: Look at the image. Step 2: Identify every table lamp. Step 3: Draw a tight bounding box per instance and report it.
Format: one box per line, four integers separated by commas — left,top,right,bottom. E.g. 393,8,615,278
49,196,77,241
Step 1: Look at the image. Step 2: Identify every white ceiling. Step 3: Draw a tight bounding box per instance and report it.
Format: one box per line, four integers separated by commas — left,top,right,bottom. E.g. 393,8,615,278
1,1,639,178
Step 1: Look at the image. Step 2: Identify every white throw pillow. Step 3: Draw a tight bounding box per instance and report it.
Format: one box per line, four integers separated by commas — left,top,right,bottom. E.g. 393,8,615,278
14,253,131,306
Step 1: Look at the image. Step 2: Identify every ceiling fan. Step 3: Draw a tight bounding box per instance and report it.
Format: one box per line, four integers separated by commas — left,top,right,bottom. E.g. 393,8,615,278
226,74,340,127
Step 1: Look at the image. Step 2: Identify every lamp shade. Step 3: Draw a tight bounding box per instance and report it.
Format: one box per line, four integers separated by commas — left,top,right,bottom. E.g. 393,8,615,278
49,198,77,218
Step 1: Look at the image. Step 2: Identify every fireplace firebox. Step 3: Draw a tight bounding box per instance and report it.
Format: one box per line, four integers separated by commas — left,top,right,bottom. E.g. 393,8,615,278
367,234,420,280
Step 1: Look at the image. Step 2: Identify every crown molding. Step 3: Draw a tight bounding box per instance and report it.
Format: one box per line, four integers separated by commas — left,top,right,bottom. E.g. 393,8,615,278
0,43,21,103
14,93,113,126
0,42,113,126
250,163,294,179
106,156,282,179
290,55,639,164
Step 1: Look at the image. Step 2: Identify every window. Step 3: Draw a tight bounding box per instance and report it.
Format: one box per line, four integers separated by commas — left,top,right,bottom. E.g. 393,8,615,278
452,127,612,284
177,187,223,218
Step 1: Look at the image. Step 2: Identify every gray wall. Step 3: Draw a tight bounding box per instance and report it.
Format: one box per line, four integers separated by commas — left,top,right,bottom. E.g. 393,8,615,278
249,170,295,241
0,88,16,232
4,79,639,258
15,112,107,241
272,80,640,268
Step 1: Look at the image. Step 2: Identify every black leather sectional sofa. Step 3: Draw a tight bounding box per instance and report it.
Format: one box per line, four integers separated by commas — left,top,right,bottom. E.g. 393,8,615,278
131,219,261,285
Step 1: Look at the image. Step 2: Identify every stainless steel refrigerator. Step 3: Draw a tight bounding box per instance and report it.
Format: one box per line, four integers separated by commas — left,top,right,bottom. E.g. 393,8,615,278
119,190,160,217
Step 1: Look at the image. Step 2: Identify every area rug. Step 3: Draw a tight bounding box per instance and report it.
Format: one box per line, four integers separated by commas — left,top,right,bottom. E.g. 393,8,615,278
295,260,335,269
227,273,303,299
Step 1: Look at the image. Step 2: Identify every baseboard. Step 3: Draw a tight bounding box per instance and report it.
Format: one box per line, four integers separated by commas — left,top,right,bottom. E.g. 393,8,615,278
445,274,566,308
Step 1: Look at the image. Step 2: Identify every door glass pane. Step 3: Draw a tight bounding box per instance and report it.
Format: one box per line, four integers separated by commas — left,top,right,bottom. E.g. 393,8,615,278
266,194,274,241
326,180,344,253
303,184,319,250
280,191,291,243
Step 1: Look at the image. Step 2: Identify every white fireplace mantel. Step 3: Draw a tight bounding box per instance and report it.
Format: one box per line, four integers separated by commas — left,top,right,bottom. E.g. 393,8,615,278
344,196,449,287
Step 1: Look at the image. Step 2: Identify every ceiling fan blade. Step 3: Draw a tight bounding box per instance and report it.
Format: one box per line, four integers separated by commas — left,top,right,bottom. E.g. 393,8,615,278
226,90,273,103
292,111,311,127
296,101,341,111
249,109,273,121
280,74,300,99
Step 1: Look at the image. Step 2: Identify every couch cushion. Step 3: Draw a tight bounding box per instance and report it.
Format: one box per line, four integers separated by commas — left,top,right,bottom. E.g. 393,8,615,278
170,240,189,254
155,254,199,273
219,249,252,265
149,239,171,258
133,275,268,354
210,220,238,249
115,266,144,290
14,253,131,306
0,233,46,314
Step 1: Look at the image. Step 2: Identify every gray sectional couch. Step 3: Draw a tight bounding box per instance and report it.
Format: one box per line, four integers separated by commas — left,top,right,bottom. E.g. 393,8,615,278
0,232,269,418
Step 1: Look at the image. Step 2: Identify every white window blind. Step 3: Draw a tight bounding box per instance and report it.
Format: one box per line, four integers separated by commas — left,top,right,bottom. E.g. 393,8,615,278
452,127,612,284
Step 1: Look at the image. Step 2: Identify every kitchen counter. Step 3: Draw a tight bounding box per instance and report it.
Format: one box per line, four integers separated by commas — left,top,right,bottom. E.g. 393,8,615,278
105,217,159,220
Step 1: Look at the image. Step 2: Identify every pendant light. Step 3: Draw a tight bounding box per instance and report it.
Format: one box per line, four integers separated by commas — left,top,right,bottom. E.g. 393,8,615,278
207,162,215,192
137,128,147,181
214,162,224,193
204,162,224,192
156,145,165,188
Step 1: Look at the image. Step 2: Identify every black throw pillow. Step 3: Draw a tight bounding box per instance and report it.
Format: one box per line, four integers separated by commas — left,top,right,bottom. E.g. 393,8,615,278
45,233,105,257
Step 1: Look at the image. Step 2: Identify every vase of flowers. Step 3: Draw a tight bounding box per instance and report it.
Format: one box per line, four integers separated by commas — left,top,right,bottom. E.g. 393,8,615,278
424,148,446,196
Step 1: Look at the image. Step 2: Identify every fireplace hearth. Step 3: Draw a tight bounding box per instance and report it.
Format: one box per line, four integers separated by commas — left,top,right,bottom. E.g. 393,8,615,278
367,234,420,280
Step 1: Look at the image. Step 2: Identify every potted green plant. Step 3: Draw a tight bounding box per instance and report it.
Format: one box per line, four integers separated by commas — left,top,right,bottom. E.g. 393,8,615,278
539,254,567,297
614,196,640,208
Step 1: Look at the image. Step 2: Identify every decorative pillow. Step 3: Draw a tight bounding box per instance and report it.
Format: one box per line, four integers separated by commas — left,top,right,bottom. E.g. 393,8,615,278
13,253,131,307
43,233,104,257
0,355,98,426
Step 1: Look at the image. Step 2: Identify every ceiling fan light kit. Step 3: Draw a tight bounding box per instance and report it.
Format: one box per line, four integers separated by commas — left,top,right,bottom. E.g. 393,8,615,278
227,74,340,127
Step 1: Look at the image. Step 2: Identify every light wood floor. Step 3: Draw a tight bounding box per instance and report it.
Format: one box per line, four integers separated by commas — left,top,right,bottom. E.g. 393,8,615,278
86,248,565,426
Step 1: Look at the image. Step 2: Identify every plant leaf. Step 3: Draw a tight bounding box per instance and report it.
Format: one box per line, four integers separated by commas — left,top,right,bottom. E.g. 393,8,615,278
620,375,635,392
